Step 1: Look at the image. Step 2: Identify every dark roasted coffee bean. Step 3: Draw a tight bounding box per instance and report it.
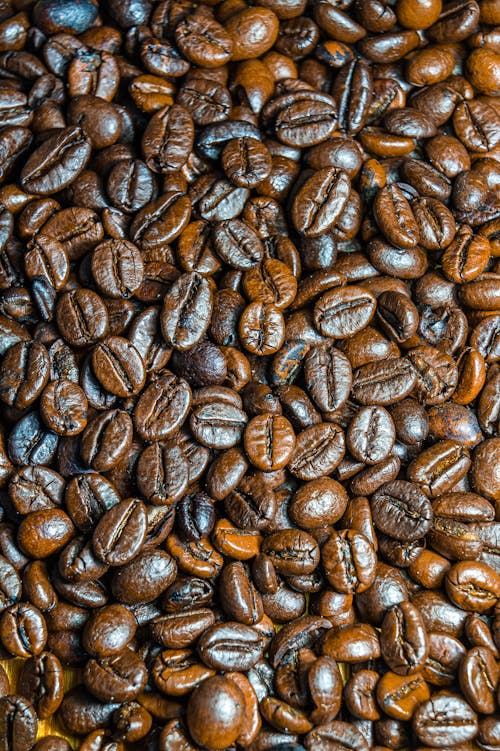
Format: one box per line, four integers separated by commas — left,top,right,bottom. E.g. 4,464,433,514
56,289,109,348
40,380,88,436
161,272,213,351
371,481,433,541
322,529,377,593
352,358,417,405
8,412,59,467
134,370,191,442
92,498,147,566
18,651,64,719
0,695,38,751
197,622,264,672
381,601,429,675
413,693,478,746
262,529,320,575
20,127,91,195
0,341,49,409
292,168,350,238
80,409,133,472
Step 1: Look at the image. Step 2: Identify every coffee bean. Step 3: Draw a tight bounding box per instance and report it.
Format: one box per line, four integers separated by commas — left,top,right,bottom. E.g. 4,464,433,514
244,414,296,471
292,167,351,237
262,530,320,576
0,695,38,751
56,289,109,348
381,601,429,675
18,651,64,719
371,480,433,541
322,529,377,593
161,272,213,351
59,685,119,736
0,341,49,409
290,477,348,528
459,646,499,714
91,239,144,299
83,649,148,703
80,409,133,472
288,423,346,481
314,285,376,339
352,358,418,405
20,126,91,195
111,548,177,605
186,675,244,750
373,183,420,248
93,499,147,566
134,371,192,442
347,406,395,464
376,672,430,721
239,301,285,356
40,380,88,436
91,337,146,398
197,622,264,672
446,561,500,613
413,693,478,746
0,603,47,658
18,508,74,558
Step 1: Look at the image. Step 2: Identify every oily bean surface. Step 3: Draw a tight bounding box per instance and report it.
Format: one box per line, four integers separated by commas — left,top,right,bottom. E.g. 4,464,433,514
0,2,497,749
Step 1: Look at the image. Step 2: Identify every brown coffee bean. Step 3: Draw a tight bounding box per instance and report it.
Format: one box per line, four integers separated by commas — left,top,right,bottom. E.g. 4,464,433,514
446,561,500,612
288,422,346,481
91,337,146,398
292,167,350,237
18,509,75,558
0,341,49,409
352,357,418,405
413,693,478,747
91,498,147,567
406,441,471,497
186,675,244,751
91,239,144,299
18,651,64,719
376,672,430,721
222,138,273,189
142,105,194,174
0,603,47,657
83,649,148,703
323,623,381,662
176,14,233,68
459,646,499,714
161,272,214,351
56,289,109,348
322,529,377,593
20,126,91,195
80,409,133,472
381,601,429,675
373,184,420,248
260,531,319,578
239,302,285,355
40,380,88,436
197,622,265,672
244,414,295,471
289,477,348,528
314,286,376,339
371,480,433,541
24,234,69,291
134,371,192,443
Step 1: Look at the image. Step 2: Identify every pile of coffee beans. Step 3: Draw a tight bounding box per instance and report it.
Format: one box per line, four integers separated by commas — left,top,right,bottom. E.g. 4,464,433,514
0,0,499,749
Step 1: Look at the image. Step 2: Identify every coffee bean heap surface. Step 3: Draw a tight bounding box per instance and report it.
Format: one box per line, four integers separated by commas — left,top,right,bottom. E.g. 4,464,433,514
0,0,499,749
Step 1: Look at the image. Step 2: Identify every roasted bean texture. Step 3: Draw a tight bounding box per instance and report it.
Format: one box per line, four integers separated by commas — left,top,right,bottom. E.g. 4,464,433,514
0,0,498,749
